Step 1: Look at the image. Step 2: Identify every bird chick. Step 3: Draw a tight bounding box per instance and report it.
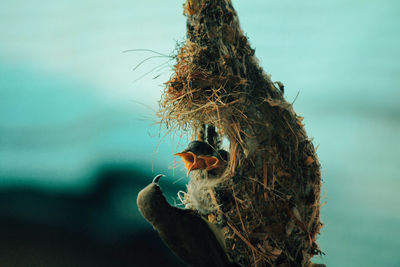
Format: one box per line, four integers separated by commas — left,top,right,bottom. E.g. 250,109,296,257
175,141,228,177
175,141,229,216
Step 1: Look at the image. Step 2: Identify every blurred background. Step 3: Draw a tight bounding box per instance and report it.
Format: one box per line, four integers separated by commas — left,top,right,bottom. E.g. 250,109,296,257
1,0,399,266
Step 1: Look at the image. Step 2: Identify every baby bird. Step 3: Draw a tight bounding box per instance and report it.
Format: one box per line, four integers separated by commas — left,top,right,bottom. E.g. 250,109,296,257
175,141,228,176
175,140,230,216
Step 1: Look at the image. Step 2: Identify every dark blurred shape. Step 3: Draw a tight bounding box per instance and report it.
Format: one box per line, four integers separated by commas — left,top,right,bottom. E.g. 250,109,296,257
0,164,186,267
137,175,239,267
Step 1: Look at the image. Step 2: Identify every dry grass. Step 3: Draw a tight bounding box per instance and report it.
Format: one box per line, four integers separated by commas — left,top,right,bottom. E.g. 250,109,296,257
157,0,323,266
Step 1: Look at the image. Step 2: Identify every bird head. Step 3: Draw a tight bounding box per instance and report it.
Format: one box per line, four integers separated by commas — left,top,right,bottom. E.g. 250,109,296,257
175,141,228,175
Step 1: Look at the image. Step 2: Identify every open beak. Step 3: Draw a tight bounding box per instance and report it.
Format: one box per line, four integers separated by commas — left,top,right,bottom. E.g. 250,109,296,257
175,152,223,175
198,156,222,171
175,152,206,174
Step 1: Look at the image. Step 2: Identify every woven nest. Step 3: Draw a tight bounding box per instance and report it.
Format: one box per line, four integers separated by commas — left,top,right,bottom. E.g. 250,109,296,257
158,1,323,266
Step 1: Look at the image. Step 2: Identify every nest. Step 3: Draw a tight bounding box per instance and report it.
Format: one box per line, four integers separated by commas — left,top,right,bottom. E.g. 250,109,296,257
158,0,323,266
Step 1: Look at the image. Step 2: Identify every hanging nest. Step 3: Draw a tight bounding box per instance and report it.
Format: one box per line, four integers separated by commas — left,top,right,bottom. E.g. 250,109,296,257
158,0,323,266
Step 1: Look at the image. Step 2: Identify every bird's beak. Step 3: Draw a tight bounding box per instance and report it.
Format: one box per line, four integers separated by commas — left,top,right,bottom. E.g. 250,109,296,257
175,152,204,175
198,156,222,171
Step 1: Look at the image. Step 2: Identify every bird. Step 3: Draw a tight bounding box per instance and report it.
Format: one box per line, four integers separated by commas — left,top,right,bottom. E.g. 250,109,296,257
137,174,240,267
175,140,229,175
174,140,230,217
